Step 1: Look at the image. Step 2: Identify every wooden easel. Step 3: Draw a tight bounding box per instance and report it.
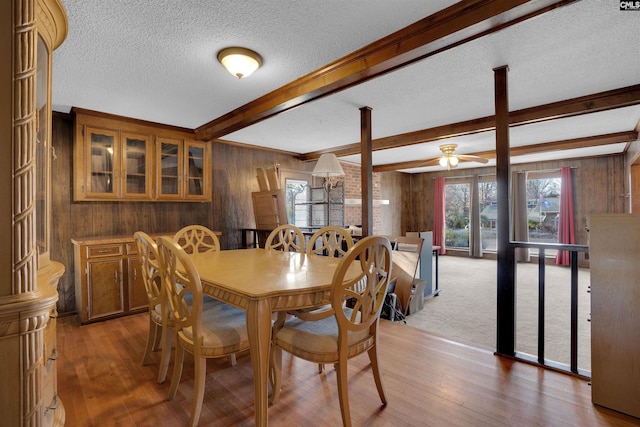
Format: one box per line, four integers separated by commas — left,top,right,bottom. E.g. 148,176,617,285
251,165,287,236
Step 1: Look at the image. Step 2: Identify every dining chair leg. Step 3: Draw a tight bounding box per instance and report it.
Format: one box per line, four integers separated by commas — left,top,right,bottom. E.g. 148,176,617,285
189,355,207,427
268,345,283,404
335,358,352,427
229,353,236,366
367,345,387,405
142,317,159,365
157,326,173,383
168,344,185,400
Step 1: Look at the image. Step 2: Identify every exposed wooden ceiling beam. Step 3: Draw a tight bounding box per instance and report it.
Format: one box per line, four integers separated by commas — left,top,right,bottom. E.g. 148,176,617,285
302,84,640,161
372,131,638,172
195,0,576,142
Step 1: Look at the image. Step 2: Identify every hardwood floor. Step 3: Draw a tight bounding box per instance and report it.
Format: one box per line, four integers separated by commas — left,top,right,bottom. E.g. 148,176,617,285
57,313,639,427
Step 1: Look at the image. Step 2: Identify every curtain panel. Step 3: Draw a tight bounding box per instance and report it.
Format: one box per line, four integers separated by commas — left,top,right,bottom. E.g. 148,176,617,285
470,175,482,257
555,166,576,265
433,177,446,255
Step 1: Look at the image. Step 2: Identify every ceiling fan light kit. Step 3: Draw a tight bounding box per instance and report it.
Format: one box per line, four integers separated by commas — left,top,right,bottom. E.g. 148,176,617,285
439,144,459,169
437,143,488,169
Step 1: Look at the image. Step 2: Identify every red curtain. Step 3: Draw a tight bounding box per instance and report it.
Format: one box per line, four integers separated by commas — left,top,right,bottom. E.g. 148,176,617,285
433,177,446,255
555,166,575,265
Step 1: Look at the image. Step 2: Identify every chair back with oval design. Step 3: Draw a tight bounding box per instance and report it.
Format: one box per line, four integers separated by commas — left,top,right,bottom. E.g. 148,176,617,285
173,225,220,254
264,224,305,252
332,235,393,335
306,226,354,257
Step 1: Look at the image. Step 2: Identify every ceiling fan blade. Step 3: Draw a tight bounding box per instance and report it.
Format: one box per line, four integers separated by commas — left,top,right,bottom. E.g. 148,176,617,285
457,154,489,164
418,158,443,167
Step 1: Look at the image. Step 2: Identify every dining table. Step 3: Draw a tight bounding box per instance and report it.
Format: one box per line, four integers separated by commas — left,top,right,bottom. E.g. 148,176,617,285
188,248,360,426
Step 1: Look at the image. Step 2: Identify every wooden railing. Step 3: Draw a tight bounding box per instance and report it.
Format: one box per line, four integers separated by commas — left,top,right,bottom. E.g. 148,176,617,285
510,241,590,377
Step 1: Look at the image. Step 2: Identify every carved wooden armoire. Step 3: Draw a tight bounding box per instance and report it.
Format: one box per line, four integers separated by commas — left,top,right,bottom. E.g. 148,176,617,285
0,0,67,425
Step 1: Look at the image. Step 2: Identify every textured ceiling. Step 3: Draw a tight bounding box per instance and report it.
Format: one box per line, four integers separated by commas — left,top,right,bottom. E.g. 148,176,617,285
53,0,640,173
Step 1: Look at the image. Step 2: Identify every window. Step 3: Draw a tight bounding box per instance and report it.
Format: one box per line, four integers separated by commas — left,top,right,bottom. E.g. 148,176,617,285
526,173,561,255
285,179,310,227
478,180,498,251
445,182,470,249
443,172,560,255
281,169,313,228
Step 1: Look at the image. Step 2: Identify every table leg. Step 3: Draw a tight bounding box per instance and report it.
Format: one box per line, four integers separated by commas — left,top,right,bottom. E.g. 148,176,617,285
432,249,440,297
246,299,272,427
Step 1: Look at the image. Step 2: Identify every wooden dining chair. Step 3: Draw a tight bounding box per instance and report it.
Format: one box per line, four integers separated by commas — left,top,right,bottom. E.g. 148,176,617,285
269,236,393,427
157,236,250,427
264,224,305,252
134,231,170,381
303,225,354,372
173,225,220,254
306,225,354,257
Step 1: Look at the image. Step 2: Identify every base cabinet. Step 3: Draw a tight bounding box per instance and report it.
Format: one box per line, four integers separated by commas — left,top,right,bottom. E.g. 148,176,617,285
42,302,63,427
73,236,148,324
0,262,67,427
589,214,640,419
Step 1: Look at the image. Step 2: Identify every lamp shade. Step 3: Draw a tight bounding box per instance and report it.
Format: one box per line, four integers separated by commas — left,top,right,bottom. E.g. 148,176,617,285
217,47,262,79
312,153,344,177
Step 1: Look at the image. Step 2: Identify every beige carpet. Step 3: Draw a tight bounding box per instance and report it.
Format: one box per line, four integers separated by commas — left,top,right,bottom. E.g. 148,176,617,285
404,255,592,372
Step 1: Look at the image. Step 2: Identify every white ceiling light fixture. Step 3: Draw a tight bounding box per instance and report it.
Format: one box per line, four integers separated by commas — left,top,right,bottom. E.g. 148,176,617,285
217,47,263,79
312,153,344,191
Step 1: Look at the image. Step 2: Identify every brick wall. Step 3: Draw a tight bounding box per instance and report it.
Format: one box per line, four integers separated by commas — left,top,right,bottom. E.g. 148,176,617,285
341,162,383,234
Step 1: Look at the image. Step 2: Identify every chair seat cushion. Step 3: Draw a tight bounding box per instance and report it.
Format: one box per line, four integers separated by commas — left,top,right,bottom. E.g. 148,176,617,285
151,304,163,324
274,310,372,363
180,301,249,356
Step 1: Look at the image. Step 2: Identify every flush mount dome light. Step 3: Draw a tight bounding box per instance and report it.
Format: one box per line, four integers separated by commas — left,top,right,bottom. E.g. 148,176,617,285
217,47,263,79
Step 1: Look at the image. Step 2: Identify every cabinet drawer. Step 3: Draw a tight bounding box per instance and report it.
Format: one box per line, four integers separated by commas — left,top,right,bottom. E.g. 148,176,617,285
87,244,124,258
126,242,138,255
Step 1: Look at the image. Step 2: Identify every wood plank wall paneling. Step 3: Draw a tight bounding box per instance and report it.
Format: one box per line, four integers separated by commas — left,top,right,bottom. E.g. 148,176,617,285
632,164,640,213
52,113,309,314
379,171,408,236
401,155,627,267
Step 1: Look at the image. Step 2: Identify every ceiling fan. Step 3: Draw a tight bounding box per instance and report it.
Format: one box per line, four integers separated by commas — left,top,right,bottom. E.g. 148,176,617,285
437,144,489,169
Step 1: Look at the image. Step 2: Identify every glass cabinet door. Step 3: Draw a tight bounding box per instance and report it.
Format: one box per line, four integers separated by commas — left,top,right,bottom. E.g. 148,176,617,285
157,138,182,199
186,141,206,198
36,35,50,268
86,127,118,197
122,133,152,198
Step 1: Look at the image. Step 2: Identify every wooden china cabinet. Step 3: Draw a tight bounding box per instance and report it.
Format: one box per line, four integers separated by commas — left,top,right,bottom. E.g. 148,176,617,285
73,108,211,202
0,0,67,426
